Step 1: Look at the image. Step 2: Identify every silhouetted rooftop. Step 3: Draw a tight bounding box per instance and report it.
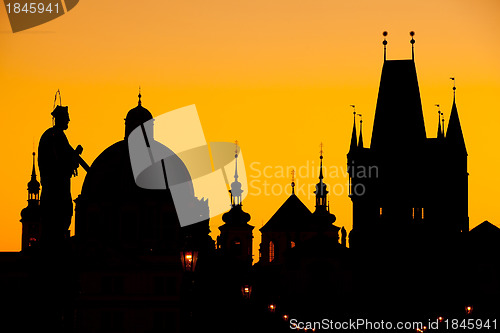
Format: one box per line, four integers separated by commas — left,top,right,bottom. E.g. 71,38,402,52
260,194,312,232
371,60,426,151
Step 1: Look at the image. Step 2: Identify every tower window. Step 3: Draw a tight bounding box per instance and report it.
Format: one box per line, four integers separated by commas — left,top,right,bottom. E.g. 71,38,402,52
290,241,295,248
412,208,424,220
269,241,275,263
379,207,383,217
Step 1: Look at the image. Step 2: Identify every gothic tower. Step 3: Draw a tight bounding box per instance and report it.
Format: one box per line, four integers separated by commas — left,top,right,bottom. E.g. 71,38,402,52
20,152,42,251
347,32,468,250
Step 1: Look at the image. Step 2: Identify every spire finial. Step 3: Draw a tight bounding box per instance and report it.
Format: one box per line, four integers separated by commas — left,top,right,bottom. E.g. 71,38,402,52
291,169,295,195
357,113,363,148
350,105,356,124
410,31,415,60
382,31,388,61
138,86,142,106
230,140,243,206
31,151,36,178
234,140,239,180
435,104,444,139
450,77,456,99
319,143,324,180
349,105,358,153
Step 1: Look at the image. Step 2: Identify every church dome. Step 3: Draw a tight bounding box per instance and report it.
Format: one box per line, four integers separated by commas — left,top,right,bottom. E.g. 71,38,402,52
76,99,194,254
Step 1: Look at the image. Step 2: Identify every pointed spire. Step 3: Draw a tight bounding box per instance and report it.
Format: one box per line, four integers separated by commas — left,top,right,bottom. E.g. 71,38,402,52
291,169,295,195
314,144,328,212
319,142,324,180
31,152,37,179
410,31,415,61
436,104,444,139
446,78,467,153
138,86,142,106
383,31,388,61
230,140,243,206
234,140,239,180
27,152,40,201
357,114,364,148
349,105,357,153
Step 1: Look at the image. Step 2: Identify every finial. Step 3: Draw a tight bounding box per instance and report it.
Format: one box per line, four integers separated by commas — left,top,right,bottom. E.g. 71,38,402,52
318,143,324,180
436,104,444,138
138,86,142,106
450,77,456,98
350,105,356,119
410,31,415,60
291,169,295,195
382,31,388,61
357,114,363,148
234,140,239,180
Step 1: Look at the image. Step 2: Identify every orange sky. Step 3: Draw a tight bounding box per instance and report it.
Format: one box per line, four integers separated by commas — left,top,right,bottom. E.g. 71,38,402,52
1,0,499,256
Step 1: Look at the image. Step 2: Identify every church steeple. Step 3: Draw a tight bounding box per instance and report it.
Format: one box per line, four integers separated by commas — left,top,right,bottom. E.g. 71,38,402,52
27,152,40,202
348,106,357,154
446,79,466,154
314,143,328,212
436,105,444,140
21,152,42,251
357,114,364,148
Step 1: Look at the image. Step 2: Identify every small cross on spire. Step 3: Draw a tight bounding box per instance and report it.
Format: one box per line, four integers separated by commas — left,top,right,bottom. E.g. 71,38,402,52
138,86,142,106
291,169,295,195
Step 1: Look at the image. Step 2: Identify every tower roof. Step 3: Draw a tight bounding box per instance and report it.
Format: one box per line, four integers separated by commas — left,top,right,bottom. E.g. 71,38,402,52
260,194,312,232
370,60,426,151
446,95,467,154
358,115,364,148
125,91,153,138
27,152,40,195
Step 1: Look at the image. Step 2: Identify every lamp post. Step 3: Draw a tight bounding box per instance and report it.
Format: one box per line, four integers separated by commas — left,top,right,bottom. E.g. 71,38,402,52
180,250,198,273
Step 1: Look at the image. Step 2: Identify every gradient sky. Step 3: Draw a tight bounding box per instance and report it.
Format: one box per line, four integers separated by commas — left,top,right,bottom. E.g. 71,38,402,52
1,0,499,256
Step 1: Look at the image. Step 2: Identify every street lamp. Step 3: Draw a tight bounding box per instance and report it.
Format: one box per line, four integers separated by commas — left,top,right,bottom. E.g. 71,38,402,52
465,305,473,315
268,303,276,312
241,285,252,299
180,250,198,272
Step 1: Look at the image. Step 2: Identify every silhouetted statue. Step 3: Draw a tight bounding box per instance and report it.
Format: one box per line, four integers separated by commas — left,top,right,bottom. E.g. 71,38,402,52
38,105,82,248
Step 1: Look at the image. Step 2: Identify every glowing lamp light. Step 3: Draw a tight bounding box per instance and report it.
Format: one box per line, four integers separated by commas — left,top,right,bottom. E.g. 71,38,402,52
268,303,276,312
180,250,198,272
283,314,289,321
438,317,444,323
466,305,473,315
241,285,252,299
